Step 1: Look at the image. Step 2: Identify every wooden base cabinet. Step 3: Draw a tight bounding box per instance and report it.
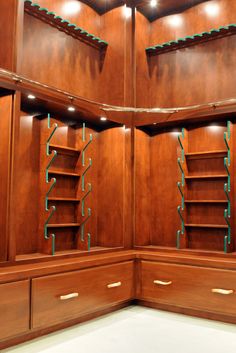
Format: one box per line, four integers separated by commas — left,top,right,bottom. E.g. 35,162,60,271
32,261,134,329
0,280,30,341
139,260,236,319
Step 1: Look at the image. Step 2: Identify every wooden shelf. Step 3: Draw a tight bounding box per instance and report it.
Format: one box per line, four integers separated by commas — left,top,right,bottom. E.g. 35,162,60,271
49,144,80,156
146,24,236,56
185,150,227,160
24,0,108,50
185,174,227,180
48,197,80,202
185,200,228,204
47,223,80,228
185,224,228,229
48,169,80,177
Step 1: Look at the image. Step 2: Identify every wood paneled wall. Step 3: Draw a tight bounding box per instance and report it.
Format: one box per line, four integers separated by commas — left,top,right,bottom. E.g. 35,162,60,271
136,0,236,108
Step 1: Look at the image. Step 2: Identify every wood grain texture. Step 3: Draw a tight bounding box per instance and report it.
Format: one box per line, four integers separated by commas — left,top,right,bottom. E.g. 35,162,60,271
0,280,30,341
32,261,134,329
140,260,236,315
0,95,13,262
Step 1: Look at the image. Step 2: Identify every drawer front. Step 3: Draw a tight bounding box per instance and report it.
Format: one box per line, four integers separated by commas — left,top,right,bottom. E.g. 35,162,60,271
141,261,236,315
0,280,30,341
32,261,134,329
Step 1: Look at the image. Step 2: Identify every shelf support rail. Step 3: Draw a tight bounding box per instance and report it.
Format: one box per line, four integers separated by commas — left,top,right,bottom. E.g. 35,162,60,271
45,113,58,255
80,123,92,249
224,121,231,252
177,128,185,249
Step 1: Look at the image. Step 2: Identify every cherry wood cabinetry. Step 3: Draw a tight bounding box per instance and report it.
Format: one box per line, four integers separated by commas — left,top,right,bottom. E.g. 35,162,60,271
32,261,134,329
0,280,30,341
139,261,236,317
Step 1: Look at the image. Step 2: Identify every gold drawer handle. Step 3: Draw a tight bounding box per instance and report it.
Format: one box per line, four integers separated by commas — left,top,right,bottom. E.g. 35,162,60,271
107,281,122,289
211,288,234,295
60,292,79,300
154,280,172,286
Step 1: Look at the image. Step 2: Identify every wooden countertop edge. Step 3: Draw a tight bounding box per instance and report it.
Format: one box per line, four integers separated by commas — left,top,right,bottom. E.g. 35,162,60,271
1,250,236,283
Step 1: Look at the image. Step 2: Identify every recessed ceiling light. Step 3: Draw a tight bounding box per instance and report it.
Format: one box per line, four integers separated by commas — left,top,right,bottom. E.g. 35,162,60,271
150,0,158,8
68,106,75,112
62,1,81,15
28,94,36,100
153,122,157,125
204,3,220,17
100,117,107,121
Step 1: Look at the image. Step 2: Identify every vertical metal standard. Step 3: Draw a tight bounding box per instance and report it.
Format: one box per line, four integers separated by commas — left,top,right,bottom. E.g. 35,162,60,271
177,128,185,249
45,114,58,255
224,121,231,252
80,123,92,249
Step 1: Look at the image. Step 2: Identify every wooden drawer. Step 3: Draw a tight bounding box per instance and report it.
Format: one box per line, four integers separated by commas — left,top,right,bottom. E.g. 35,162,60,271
141,261,236,315
0,280,30,341
32,261,134,329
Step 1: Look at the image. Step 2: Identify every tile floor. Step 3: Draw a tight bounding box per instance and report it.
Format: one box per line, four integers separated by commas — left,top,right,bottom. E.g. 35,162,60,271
3,306,236,353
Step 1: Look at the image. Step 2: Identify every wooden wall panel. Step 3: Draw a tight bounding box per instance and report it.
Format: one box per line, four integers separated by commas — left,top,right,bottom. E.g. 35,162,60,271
134,129,150,246
97,128,125,247
0,0,22,71
0,95,13,261
137,0,236,108
20,4,128,106
150,131,179,246
14,112,41,255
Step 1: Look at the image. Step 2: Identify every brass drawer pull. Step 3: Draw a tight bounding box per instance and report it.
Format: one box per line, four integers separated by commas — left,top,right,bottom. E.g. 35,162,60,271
211,288,234,295
154,280,172,286
107,281,122,288
60,292,79,300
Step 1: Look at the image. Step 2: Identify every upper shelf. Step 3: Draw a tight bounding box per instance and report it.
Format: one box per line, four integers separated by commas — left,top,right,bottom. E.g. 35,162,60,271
24,0,108,51
146,24,236,56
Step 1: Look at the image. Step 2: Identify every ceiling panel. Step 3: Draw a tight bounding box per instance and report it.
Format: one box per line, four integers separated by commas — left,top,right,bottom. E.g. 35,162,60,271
80,0,209,20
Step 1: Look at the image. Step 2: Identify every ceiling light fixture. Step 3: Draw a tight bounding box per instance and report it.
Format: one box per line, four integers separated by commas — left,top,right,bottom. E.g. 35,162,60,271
123,4,132,19
68,106,75,112
150,0,158,8
28,94,36,100
100,116,107,121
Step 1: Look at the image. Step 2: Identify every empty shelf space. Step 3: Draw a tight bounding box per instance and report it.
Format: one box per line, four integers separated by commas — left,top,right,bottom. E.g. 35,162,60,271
185,200,228,204
185,224,228,229
49,144,80,155
185,174,227,180
185,150,227,159
48,169,80,177
47,223,80,228
48,197,80,202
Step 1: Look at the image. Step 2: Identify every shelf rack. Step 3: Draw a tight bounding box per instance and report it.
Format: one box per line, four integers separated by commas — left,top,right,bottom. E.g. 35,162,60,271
24,0,108,51
146,24,236,56
44,114,58,255
177,128,185,249
223,121,231,252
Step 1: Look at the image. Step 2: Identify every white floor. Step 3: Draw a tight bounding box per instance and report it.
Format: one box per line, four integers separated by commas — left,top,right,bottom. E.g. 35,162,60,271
3,306,236,353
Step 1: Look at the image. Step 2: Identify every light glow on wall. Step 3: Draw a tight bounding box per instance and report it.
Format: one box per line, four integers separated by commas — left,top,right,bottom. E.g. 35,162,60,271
62,1,81,16
123,5,132,19
204,3,220,17
167,14,183,27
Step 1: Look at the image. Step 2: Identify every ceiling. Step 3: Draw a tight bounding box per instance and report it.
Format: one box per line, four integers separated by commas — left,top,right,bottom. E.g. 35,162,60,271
80,0,209,21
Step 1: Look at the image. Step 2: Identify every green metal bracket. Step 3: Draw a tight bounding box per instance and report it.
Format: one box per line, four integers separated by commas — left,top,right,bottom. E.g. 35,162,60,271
224,120,231,164
81,208,91,245
224,157,230,191
177,206,184,235
81,183,92,217
80,124,92,250
224,209,231,253
177,128,185,249
45,113,58,255
224,183,230,217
